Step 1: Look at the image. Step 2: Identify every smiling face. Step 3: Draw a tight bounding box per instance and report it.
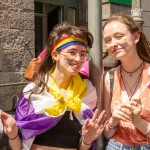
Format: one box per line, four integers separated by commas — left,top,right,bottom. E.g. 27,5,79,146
52,44,88,75
103,21,140,60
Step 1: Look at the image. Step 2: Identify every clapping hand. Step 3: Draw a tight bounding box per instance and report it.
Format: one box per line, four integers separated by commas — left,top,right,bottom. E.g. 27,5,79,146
110,100,142,125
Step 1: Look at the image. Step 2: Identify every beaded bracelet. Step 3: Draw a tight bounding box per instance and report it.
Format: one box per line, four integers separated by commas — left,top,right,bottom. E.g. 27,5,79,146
7,131,19,140
108,123,120,130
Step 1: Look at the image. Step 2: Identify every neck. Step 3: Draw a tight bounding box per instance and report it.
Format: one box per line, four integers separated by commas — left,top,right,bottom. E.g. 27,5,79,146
52,68,73,89
121,57,142,73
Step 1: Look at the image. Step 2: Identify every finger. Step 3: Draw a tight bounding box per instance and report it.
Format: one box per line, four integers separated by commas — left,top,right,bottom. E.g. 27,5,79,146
132,99,141,105
120,108,132,116
133,108,142,115
83,119,90,129
115,110,132,121
0,110,10,120
121,103,135,111
129,101,142,110
99,120,107,129
91,109,99,122
129,100,142,109
97,110,106,124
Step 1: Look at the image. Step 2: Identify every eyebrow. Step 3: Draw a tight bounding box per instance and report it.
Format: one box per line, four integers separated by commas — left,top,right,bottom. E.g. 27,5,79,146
104,32,124,39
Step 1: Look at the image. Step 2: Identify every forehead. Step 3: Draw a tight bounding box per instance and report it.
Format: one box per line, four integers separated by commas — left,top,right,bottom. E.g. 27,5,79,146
103,21,129,38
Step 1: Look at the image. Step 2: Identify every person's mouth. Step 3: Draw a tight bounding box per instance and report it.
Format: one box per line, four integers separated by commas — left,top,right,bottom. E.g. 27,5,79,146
111,48,122,53
71,64,81,70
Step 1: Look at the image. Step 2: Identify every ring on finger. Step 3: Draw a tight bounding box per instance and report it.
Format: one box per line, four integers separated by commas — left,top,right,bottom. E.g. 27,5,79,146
100,124,104,129
95,119,98,123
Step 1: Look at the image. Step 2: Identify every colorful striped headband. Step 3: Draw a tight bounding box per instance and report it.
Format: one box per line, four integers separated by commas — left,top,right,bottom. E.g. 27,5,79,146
52,36,89,53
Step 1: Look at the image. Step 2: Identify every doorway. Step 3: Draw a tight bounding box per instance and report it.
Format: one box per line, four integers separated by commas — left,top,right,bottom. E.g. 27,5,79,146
34,2,62,57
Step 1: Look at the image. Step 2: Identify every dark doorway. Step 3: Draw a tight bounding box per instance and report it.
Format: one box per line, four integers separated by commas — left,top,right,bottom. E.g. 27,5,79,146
48,7,60,35
34,2,60,57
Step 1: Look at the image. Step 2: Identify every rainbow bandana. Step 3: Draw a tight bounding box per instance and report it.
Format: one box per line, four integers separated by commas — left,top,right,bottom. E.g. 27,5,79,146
52,36,90,53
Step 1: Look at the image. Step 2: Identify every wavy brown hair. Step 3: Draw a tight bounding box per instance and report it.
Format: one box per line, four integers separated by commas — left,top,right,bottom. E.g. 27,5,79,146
31,22,93,94
103,13,150,67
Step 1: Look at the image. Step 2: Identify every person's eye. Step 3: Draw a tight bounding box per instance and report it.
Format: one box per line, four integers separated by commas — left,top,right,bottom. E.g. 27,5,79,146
68,51,76,56
116,35,123,40
80,53,87,57
104,39,111,44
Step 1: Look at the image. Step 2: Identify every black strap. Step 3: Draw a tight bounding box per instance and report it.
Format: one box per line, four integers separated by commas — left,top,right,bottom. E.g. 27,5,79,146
109,69,115,99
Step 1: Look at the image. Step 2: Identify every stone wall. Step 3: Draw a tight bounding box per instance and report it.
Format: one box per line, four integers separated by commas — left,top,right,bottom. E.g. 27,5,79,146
0,0,35,111
141,0,150,39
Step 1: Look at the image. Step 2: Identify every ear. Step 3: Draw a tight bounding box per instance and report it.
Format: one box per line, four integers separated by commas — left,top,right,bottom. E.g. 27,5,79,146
134,32,140,44
51,51,59,61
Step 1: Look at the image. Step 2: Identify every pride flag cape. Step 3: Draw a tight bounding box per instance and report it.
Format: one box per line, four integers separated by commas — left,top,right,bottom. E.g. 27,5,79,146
15,80,97,150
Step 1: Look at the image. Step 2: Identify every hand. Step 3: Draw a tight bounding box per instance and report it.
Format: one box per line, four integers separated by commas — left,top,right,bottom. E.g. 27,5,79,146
0,110,18,138
81,109,106,144
111,101,137,125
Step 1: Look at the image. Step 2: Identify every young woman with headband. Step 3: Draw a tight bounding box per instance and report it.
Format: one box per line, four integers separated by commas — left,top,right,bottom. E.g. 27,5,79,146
0,22,106,150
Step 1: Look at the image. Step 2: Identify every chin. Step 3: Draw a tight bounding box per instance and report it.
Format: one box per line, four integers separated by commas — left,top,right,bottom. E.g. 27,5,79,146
114,53,126,60
70,69,80,75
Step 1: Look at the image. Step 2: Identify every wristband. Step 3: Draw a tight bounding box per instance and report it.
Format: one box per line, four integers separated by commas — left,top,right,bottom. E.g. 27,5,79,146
108,123,120,130
7,131,19,140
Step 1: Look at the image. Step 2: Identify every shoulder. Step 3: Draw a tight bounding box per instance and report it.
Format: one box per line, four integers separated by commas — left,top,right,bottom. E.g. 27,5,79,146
85,79,95,89
82,79,97,98
104,67,118,91
145,62,150,76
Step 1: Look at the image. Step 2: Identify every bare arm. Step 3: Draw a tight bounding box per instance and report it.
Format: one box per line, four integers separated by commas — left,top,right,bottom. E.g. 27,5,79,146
103,73,118,139
0,110,22,150
135,119,150,138
131,103,150,138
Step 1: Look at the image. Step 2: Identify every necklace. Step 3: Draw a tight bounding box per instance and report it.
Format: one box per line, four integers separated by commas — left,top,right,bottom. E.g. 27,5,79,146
121,61,143,77
120,63,143,101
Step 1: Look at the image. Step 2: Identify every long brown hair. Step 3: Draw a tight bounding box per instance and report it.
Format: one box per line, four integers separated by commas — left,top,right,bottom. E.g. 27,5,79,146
103,13,150,67
32,22,93,93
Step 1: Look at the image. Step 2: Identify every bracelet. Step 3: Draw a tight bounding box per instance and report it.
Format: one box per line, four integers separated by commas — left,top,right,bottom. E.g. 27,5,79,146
108,123,120,130
82,138,92,145
7,131,19,140
80,135,92,145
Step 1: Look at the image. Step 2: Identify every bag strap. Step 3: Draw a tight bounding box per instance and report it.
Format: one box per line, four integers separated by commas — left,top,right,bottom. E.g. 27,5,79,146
109,68,116,99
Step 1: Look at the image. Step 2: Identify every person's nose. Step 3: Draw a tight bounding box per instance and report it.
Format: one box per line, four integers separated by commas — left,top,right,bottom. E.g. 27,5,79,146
74,53,82,61
110,38,118,47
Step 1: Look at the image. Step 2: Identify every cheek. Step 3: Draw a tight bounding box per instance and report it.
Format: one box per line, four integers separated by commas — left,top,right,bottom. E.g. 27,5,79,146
105,44,111,52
